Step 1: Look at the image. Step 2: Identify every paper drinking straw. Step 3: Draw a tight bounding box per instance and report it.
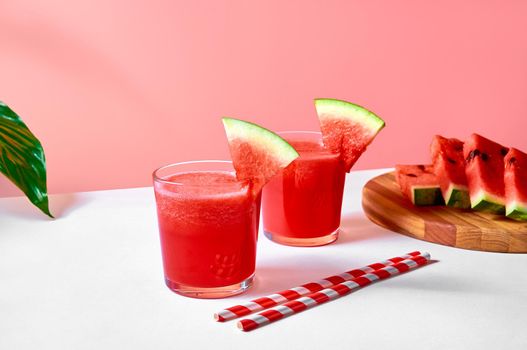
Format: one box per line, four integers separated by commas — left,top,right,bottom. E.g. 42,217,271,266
214,251,422,321
237,253,430,332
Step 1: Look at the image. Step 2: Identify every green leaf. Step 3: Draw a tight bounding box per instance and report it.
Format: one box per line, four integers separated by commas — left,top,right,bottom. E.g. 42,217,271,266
0,101,52,217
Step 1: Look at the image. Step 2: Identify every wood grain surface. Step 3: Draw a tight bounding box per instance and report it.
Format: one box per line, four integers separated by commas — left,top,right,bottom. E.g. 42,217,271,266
362,172,527,253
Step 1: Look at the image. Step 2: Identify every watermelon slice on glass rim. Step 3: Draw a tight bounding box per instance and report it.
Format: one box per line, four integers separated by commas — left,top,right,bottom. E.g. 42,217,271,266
314,98,385,172
222,117,299,193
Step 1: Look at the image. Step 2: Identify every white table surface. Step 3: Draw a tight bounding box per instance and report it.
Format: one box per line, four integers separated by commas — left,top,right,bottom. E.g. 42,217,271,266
1,168,526,349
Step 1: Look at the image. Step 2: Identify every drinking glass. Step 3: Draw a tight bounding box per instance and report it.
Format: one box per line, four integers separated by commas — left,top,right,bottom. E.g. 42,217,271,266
153,160,260,298
262,132,346,246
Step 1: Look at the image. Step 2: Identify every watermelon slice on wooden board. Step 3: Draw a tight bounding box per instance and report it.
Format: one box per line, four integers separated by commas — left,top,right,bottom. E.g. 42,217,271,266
222,117,299,193
463,133,508,213
430,135,470,208
504,148,527,221
395,165,444,206
314,98,385,172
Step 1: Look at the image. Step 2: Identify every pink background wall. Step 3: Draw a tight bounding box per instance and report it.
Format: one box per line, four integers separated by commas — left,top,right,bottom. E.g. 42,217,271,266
1,0,526,197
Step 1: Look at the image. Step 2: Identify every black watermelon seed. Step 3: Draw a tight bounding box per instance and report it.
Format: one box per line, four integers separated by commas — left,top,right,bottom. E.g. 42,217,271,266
509,157,517,165
406,173,417,177
418,165,425,170
481,152,489,161
466,149,480,162
501,148,508,157
447,158,456,164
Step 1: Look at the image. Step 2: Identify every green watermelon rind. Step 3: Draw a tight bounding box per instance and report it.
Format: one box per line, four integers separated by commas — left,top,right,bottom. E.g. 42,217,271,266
221,117,299,167
412,185,445,206
470,191,506,214
506,201,527,221
314,98,385,132
444,184,470,209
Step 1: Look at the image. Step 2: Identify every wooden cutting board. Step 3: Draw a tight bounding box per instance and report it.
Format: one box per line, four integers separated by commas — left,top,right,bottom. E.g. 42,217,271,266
362,172,527,253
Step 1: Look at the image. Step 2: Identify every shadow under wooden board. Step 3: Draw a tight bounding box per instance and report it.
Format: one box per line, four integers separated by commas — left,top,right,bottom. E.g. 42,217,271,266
362,172,527,253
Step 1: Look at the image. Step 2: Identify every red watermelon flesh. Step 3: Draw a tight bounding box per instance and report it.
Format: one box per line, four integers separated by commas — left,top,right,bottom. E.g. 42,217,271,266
395,165,444,206
228,138,284,184
463,133,508,213
430,135,470,208
320,118,379,170
504,148,527,220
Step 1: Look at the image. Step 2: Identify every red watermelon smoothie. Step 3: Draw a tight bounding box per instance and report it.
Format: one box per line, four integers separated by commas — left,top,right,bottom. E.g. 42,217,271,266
153,161,260,298
262,132,346,246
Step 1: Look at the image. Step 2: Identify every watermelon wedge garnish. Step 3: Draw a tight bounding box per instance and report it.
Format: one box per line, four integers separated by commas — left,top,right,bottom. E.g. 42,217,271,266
504,148,527,221
314,98,385,172
395,164,444,206
222,117,299,192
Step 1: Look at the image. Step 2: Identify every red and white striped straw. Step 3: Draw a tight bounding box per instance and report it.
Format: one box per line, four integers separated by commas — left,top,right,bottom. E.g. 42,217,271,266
214,251,422,322
237,253,430,332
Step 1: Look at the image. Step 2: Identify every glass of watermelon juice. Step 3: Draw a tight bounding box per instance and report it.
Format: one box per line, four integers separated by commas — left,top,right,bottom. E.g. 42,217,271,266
262,131,346,246
153,160,260,298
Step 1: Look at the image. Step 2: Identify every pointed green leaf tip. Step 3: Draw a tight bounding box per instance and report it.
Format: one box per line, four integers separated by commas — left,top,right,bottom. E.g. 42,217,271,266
0,101,53,217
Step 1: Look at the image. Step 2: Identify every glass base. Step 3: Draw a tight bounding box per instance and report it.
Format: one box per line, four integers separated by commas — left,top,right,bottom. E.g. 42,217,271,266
264,228,339,247
164,274,254,299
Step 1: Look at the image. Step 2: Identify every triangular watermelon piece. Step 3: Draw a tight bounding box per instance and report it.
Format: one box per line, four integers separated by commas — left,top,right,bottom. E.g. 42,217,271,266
504,148,527,220
463,133,508,213
395,164,444,206
222,117,299,193
430,135,470,208
314,98,385,172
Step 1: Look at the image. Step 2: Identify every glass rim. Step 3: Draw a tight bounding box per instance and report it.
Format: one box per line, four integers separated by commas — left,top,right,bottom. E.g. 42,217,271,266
152,160,235,186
